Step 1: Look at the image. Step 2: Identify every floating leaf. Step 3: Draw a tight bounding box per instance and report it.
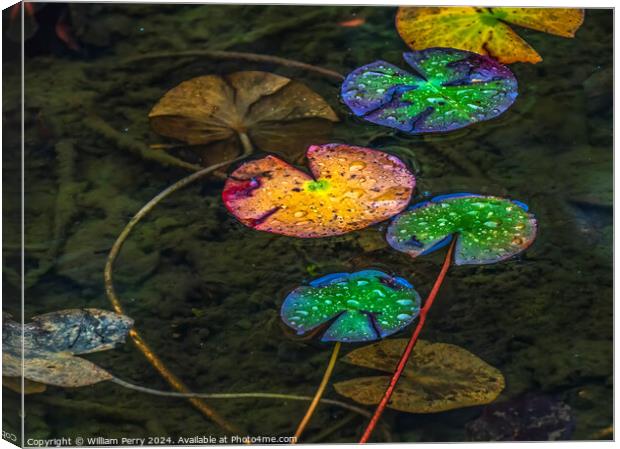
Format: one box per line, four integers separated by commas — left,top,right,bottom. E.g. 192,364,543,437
2,309,133,388
386,193,537,265
223,143,415,238
341,49,517,134
149,71,339,167
334,339,505,413
396,7,585,64
281,270,421,342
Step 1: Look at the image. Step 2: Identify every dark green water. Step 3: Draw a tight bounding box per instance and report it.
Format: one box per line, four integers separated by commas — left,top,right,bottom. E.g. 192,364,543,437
2,4,612,444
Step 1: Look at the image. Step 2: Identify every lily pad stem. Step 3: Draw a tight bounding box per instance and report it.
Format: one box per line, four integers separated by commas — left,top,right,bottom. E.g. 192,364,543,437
104,154,251,434
110,375,368,418
122,50,344,81
359,237,457,443
238,131,254,156
293,341,342,442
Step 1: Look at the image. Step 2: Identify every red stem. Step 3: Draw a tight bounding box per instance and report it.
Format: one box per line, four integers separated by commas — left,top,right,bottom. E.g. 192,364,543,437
359,237,457,443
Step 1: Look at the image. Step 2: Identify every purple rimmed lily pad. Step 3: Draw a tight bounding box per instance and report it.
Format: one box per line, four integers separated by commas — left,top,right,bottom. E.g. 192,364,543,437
341,48,518,134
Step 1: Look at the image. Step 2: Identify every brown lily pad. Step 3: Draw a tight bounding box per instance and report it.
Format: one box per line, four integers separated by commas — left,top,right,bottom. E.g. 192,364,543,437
334,339,505,413
149,71,339,167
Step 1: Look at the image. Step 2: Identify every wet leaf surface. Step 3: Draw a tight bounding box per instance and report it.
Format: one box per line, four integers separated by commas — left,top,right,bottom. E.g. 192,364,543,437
396,7,585,64
281,270,421,342
2,309,133,388
334,339,505,413
149,71,339,166
341,49,517,134
386,193,537,265
223,143,415,237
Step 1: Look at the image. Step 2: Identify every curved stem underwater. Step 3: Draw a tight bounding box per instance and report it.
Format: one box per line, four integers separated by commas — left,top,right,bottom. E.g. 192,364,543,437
110,375,369,419
293,342,342,443
359,237,457,443
104,146,253,433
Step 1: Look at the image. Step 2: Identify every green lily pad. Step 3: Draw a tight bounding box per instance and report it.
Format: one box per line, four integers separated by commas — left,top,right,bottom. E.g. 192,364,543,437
280,270,421,343
386,193,537,265
341,48,518,134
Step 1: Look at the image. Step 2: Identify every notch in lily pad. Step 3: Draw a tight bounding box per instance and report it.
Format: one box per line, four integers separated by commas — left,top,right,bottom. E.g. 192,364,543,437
396,7,585,64
149,71,339,168
359,193,537,442
280,269,421,441
334,339,505,413
387,193,537,265
341,48,518,134
223,143,415,238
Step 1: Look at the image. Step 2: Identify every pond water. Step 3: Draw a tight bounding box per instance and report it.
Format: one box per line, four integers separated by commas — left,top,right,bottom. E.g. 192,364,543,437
2,4,612,444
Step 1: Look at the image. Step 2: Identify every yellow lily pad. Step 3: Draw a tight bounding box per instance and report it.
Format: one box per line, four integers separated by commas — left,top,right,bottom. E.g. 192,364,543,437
149,71,339,167
396,7,585,64
334,339,505,413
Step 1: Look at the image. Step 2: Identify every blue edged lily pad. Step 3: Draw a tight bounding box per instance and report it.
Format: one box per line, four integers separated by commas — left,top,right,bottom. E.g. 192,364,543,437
341,48,518,134
281,270,421,343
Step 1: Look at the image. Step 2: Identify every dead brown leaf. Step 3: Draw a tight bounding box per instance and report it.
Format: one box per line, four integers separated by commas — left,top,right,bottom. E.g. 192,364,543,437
149,71,339,167
334,339,505,413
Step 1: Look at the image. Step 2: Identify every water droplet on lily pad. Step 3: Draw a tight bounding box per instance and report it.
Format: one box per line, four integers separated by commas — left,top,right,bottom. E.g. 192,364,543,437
281,270,421,342
223,144,415,238
386,193,537,265
341,48,518,134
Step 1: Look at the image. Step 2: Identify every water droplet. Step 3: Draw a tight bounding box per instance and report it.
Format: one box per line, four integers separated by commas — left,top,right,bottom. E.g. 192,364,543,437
397,313,412,320
347,299,360,307
396,299,413,306
294,211,307,218
349,161,367,171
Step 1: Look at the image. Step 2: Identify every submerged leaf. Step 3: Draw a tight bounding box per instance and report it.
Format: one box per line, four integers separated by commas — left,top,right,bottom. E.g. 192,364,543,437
334,339,505,413
3,377,47,395
281,270,421,342
223,143,415,238
2,309,133,388
149,71,339,166
386,193,537,265
341,49,517,134
396,7,585,64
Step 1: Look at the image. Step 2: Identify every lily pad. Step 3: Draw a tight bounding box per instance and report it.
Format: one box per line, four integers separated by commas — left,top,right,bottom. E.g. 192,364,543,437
386,193,537,265
341,49,517,134
281,270,421,343
223,143,415,238
149,71,339,166
334,339,505,413
2,309,133,388
396,7,585,64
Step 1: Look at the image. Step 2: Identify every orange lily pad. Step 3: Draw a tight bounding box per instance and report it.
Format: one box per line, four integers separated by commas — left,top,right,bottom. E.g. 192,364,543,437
396,7,585,64
149,71,339,167
222,143,415,238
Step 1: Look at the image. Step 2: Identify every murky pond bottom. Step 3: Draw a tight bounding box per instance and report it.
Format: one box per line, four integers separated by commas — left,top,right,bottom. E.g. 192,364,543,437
2,4,612,444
